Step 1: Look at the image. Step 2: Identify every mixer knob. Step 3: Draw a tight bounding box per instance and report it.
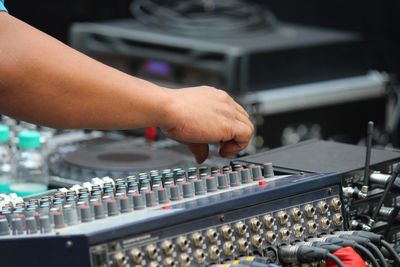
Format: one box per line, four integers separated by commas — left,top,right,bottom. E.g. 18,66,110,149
206,176,218,192
157,188,169,204
217,174,229,189
240,168,252,184
194,179,206,195
263,162,274,178
119,196,132,213
145,191,157,207
170,185,181,201
39,215,52,233
183,182,194,198
25,216,38,234
107,199,120,216
53,211,65,229
133,194,145,210
94,202,106,219
80,204,93,223
251,165,263,181
229,171,241,187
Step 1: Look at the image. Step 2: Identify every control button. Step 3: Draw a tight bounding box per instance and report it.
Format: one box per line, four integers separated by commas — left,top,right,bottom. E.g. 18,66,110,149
206,176,218,192
217,174,228,189
183,182,194,198
229,171,240,187
133,194,145,210
263,162,274,178
194,179,206,195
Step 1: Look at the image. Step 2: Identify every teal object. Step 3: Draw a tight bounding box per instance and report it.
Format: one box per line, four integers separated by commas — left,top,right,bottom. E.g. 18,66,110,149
0,0,6,12
0,125,10,143
18,130,41,149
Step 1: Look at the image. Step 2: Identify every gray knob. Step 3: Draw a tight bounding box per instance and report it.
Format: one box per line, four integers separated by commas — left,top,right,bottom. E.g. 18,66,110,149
157,188,169,204
183,182,194,198
240,168,252,184
206,176,218,192
251,165,263,181
53,211,65,229
229,171,240,187
133,194,145,210
194,179,205,195
64,205,79,226
94,202,106,220
119,196,132,213
170,185,181,201
12,216,24,235
26,216,38,234
0,216,10,236
40,215,52,234
263,162,274,178
107,199,120,216
80,205,92,223
217,174,228,189
145,191,157,207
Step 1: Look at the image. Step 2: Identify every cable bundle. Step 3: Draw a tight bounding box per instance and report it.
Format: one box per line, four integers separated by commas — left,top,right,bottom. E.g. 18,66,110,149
130,0,277,37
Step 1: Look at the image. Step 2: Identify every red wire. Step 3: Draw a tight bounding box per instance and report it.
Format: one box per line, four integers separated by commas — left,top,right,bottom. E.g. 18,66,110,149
326,247,367,267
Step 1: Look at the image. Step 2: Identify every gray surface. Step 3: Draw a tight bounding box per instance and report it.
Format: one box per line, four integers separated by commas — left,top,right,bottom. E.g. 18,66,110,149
239,140,400,174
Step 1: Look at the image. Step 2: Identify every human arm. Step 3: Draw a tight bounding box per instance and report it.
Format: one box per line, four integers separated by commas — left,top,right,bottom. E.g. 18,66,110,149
0,13,253,162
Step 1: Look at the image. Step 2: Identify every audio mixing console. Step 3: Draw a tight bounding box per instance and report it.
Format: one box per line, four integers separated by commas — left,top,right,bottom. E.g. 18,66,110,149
0,162,344,267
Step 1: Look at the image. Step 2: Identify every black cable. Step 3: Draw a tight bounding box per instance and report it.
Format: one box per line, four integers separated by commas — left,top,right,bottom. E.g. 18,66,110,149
130,0,277,37
366,242,388,267
372,164,400,220
382,240,400,266
326,253,345,267
354,243,380,267
363,121,374,188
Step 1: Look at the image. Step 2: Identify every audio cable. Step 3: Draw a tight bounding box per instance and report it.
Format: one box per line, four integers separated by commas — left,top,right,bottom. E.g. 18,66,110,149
336,230,400,266
309,236,380,267
278,245,345,267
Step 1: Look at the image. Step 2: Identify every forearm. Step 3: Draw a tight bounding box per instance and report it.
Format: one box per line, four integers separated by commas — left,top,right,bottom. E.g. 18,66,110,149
0,13,170,129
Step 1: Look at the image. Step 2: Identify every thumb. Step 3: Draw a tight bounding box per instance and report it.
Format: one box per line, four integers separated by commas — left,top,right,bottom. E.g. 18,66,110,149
186,143,209,164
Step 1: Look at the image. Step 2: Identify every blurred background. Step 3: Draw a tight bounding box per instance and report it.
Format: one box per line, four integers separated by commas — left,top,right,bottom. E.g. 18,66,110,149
2,0,400,187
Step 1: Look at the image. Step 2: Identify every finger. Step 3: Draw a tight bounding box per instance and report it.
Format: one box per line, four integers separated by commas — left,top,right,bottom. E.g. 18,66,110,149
219,121,252,157
187,143,209,163
234,101,249,118
235,110,254,133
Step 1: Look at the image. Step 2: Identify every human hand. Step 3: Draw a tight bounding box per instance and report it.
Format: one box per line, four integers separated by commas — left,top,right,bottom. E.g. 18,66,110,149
160,86,254,163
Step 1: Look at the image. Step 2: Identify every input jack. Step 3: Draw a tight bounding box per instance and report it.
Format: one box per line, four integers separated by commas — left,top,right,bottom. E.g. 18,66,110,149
176,236,189,251
114,251,127,267
293,224,304,238
317,201,329,214
179,253,191,267
279,227,290,241
277,211,289,225
291,208,302,222
130,248,142,264
331,198,342,211
237,238,249,252
163,257,176,267
223,241,235,255
235,221,247,236
161,240,174,256
333,213,343,226
304,204,315,218
263,214,275,229
192,232,204,247
307,220,317,234
209,245,221,260
221,225,233,240
249,217,261,232
265,231,277,244
146,244,158,260
194,249,206,264
206,228,219,243
320,217,330,230
251,234,263,248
